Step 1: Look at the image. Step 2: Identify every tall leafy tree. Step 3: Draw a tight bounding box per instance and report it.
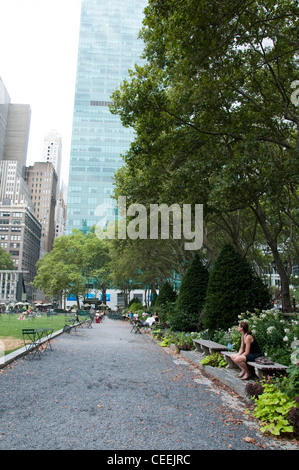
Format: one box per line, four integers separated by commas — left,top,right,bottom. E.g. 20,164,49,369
111,0,299,311
0,247,14,270
34,230,111,308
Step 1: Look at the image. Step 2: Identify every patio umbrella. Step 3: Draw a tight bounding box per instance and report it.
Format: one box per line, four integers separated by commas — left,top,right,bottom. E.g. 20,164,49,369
15,302,24,306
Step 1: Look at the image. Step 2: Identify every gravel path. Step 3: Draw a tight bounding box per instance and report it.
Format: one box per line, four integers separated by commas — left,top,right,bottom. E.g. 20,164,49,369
0,317,295,451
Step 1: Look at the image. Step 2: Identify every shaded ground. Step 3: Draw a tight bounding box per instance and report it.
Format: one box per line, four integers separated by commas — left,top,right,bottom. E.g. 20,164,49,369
0,317,297,452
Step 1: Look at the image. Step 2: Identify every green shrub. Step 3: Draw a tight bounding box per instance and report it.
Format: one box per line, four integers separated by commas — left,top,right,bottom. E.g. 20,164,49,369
203,244,270,331
239,310,299,365
129,302,143,313
200,352,227,368
253,381,296,436
168,310,200,332
211,324,241,350
168,254,209,331
128,296,142,306
156,282,177,306
154,301,176,327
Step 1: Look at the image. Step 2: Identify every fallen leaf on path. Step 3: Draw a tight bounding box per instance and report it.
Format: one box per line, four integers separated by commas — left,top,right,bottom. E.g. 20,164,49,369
243,437,257,444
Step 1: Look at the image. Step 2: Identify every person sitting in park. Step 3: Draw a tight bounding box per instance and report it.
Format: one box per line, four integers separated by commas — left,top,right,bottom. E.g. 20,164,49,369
144,314,156,327
230,321,262,380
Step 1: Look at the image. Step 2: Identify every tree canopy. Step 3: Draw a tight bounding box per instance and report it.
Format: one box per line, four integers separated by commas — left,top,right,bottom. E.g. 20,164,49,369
33,230,111,308
0,247,14,270
110,0,299,311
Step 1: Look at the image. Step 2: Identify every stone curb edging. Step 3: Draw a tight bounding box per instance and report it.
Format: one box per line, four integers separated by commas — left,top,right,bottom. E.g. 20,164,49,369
157,341,253,404
1,326,253,404
0,328,65,369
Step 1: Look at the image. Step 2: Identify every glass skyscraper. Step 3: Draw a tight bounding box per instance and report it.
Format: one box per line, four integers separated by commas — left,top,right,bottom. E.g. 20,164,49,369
66,0,147,235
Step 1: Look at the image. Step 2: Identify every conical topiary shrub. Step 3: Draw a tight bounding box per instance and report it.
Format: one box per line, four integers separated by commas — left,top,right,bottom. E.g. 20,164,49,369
168,253,209,331
156,281,177,306
203,244,270,331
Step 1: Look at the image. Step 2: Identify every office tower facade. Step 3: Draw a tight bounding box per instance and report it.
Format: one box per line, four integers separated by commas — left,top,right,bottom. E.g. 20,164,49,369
42,130,62,190
55,189,67,238
42,129,66,237
25,162,58,253
66,0,147,235
0,160,34,211
0,202,41,301
0,76,41,302
0,77,11,159
3,104,31,175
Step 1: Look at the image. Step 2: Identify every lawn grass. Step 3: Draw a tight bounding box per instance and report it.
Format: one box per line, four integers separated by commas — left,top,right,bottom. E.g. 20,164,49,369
0,313,68,341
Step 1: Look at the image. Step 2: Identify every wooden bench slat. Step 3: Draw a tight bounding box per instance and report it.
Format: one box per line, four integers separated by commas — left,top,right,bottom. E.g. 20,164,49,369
247,362,288,370
193,339,228,355
220,351,289,378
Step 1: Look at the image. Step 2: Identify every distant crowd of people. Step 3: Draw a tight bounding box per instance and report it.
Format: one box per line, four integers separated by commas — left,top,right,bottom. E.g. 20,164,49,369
125,311,159,327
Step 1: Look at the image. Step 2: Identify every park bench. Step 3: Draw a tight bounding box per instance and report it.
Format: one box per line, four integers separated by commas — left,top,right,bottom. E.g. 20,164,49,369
246,360,289,379
221,351,239,369
221,351,289,379
193,339,228,355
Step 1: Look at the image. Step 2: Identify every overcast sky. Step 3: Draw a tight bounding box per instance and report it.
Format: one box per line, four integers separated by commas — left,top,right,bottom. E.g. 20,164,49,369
0,0,82,186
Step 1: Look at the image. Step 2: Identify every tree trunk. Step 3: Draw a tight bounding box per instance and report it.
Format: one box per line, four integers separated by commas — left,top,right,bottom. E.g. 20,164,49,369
150,283,157,305
102,287,107,305
253,202,292,312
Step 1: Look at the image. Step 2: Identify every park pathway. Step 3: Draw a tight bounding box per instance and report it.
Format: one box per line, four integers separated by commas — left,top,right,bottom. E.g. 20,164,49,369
0,316,296,452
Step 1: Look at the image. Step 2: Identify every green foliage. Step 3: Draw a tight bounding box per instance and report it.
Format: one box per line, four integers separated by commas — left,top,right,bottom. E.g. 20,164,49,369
239,310,299,365
168,254,209,331
34,230,111,306
0,313,68,351
156,281,177,306
200,352,227,368
253,382,297,436
128,302,144,313
0,246,14,270
203,245,270,331
158,330,197,351
211,325,241,351
153,301,176,328
111,0,298,312
272,365,299,400
168,309,200,333
128,297,142,307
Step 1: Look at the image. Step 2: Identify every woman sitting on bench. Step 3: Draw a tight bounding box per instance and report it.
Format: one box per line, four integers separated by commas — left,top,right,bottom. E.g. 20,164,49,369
231,321,262,380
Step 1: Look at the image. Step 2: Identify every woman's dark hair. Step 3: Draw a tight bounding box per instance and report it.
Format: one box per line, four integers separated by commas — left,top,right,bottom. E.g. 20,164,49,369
239,321,251,334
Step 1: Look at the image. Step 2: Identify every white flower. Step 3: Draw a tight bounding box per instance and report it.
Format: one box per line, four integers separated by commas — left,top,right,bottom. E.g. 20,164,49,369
267,326,275,335
283,336,289,342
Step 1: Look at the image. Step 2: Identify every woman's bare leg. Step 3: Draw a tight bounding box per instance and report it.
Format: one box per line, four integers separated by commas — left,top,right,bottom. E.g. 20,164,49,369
232,355,251,378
